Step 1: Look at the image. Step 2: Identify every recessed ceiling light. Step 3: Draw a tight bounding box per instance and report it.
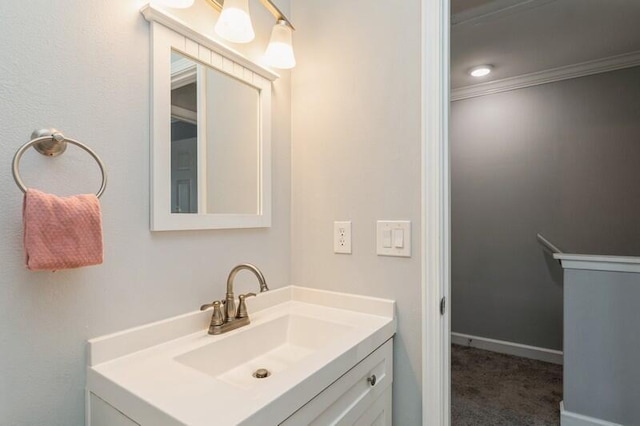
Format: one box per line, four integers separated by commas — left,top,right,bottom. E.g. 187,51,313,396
469,65,493,77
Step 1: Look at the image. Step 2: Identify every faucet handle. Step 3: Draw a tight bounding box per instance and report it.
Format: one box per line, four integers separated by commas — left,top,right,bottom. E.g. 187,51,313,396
211,300,225,326
201,300,226,326
236,293,256,319
200,301,216,311
201,299,226,311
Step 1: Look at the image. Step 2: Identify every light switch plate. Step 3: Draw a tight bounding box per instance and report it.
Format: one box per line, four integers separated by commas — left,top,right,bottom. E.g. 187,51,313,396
334,221,352,254
377,221,411,257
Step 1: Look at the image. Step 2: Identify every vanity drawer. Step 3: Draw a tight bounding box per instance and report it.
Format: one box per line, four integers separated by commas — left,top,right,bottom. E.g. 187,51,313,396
280,338,393,426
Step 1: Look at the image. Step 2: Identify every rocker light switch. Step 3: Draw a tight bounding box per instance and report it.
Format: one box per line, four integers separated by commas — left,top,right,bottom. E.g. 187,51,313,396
393,229,404,248
382,229,392,248
377,221,411,257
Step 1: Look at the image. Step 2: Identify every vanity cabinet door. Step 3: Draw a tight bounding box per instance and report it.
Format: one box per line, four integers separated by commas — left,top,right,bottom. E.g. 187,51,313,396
89,393,140,426
280,338,393,426
353,388,392,426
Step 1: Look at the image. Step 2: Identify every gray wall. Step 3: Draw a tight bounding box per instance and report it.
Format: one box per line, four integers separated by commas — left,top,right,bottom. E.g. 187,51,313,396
451,66,640,350
564,268,640,424
206,68,258,214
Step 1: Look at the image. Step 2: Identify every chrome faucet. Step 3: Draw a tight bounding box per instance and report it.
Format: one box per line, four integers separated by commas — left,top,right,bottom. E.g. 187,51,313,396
200,264,269,335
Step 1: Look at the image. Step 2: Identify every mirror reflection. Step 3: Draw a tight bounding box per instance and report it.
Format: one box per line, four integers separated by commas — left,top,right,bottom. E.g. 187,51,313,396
170,52,260,215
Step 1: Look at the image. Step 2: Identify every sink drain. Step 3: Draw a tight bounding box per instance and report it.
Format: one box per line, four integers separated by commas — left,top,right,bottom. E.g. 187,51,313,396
252,368,271,379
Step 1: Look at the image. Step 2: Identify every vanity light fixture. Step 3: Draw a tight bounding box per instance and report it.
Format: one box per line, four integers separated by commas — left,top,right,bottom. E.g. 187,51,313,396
152,0,195,8
264,19,296,69
206,0,296,69
469,65,493,77
215,0,255,43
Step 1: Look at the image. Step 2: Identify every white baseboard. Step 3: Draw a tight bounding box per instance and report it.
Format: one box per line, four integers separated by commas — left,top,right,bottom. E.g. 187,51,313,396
451,332,563,365
560,402,623,426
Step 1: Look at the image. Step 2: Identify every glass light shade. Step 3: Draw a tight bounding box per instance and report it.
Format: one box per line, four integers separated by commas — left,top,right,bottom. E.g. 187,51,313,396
264,20,296,69
152,0,194,8
215,0,255,44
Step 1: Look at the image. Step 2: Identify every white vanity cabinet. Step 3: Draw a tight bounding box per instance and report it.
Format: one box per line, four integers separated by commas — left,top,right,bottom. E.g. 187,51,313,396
89,339,393,426
281,339,393,426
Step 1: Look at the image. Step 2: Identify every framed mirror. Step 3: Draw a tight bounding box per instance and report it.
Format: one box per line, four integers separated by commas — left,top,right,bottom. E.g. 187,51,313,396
143,5,278,230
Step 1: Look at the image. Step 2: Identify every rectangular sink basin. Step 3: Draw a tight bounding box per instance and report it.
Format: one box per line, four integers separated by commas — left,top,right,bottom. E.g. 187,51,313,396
175,314,355,389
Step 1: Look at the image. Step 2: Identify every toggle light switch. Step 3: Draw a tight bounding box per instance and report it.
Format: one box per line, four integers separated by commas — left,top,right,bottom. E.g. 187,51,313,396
377,221,411,257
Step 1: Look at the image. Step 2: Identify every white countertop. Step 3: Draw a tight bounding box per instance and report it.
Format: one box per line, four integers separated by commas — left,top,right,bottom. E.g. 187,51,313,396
87,286,396,426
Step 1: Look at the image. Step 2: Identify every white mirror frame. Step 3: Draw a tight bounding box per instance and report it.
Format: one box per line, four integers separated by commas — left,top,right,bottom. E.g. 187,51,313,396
142,5,278,231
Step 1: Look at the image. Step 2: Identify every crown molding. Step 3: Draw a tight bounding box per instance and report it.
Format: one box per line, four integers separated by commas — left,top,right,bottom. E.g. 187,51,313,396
452,0,556,27
452,50,640,102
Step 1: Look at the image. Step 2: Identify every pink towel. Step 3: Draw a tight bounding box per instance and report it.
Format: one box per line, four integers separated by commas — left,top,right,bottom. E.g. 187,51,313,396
23,189,104,271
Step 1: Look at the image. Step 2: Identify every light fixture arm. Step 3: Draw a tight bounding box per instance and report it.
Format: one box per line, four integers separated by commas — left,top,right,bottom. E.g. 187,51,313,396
206,0,295,30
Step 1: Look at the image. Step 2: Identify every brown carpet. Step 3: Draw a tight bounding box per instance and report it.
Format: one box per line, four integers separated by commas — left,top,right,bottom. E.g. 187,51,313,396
451,344,563,425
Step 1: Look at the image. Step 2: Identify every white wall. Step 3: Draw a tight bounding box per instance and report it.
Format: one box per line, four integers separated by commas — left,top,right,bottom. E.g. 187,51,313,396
0,1,291,424
290,1,423,424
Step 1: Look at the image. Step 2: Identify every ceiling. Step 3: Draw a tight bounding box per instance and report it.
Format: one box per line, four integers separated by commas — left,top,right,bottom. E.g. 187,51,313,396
451,0,640,89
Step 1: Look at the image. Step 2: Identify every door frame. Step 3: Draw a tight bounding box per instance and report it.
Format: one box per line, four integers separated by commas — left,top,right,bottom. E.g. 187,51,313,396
421,0,450,425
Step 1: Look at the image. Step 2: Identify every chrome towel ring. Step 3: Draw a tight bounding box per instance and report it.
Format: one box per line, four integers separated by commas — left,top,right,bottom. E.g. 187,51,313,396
12,129,107,198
